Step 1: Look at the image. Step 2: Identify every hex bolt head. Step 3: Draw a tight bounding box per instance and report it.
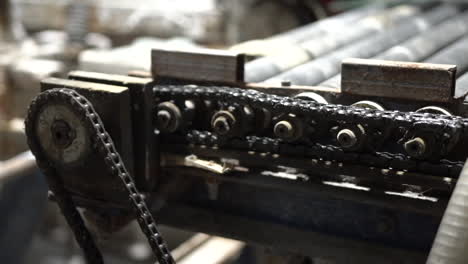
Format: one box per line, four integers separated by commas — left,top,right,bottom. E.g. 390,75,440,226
404,137,426,158
274,120,295,140
337,129,358,149
211,111,237,137
156,102,182,133
157,110,172,129
212,116,231,135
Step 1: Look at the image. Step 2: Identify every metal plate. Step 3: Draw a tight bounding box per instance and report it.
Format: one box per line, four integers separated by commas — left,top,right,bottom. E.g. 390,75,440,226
341,58,456,103
152,48,245,85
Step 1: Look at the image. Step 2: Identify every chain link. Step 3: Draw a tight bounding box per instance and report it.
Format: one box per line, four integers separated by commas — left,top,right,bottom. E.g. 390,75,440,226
154,84,465,178
25,88,174,264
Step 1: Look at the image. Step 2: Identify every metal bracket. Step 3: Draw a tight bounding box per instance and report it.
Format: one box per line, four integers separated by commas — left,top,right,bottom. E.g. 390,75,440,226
151,48,245,85
184,155,233,175
341,58,457,103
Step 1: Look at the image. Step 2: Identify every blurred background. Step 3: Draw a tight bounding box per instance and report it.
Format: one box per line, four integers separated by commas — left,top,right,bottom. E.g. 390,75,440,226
0,0,402,263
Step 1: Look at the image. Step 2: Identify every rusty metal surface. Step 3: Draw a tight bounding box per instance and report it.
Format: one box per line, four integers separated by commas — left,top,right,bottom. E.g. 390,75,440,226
152,48,245,85
341,58,456,102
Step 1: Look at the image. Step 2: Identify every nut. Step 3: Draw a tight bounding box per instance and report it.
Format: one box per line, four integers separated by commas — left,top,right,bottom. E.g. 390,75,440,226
211,111,236,136
337,129,357,149
156,102,182,133
156,110,172,128
274,120,295,140
212,116,231,135
404,137,427,158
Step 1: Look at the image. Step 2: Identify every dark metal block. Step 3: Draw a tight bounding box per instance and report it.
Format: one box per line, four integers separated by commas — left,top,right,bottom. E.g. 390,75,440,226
341,58,456,103
152,48,245,85
156,168,445,264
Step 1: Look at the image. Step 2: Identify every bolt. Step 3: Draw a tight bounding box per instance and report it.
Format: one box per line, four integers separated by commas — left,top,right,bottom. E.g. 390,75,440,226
404,137,426,158
274,120,295,140
212,116,231,135
50,120,75,148
156,102,181,133
337,129,357,149
157,110,172,129
211,111,236,136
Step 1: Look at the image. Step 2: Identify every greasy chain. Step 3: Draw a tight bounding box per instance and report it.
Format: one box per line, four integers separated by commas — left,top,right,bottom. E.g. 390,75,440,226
25,88,175,264
153,84,465,178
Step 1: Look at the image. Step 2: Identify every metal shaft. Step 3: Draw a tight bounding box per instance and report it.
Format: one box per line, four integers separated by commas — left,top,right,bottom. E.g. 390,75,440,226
264,5,458,86
245,5,420,82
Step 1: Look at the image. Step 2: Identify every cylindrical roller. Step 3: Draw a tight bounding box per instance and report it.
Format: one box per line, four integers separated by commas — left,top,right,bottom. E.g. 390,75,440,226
301,5,420,58
321,7,467,90
245,5,420,82
376,14,468,62
265,5,458,86
425,36,468,77
232,3,384,57
426,160,468,264
268,3,383,44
